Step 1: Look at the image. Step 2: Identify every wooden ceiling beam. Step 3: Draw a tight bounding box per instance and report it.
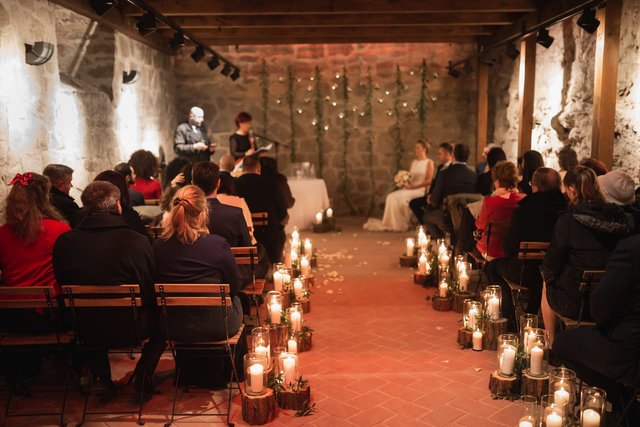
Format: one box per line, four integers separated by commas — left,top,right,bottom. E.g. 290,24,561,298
194,35,480,45
122,0,539,16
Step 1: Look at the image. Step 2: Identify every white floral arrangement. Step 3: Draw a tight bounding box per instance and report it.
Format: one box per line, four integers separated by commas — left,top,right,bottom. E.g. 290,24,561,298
394,170,411,188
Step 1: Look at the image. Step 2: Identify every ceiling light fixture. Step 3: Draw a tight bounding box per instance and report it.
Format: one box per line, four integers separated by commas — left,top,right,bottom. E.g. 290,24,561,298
447,61,460,79
506,42,520,60
168,31,186,50
221,62,233,77
136,12,157,36
89,0,118,16
207,55,220,70
577,8,600,33
191,46,205,62
230,68,240,81
536,28,555,48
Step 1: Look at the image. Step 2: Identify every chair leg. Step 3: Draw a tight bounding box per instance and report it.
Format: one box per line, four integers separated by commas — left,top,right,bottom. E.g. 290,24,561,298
59,357,71,427
253,295,261,326
136,370,146,426
616,390,639,427
78,372,93,426
165,365,181,427
226,344,239,427
3,381,13,424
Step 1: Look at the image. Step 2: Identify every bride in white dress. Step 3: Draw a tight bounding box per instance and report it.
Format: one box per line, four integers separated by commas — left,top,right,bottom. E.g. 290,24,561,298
364,141,435,232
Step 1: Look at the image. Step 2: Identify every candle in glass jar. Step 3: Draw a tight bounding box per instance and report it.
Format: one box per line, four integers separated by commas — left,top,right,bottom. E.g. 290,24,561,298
315,211,323,224
438,242,447,255
438,280,448,298
303,238,313,256
291,228,300,240
554,387,570,406
291,250,299,265
290,311,302,331
581,409,601,427
300,257,310,275
325,208,333,219
249,363,264,394
438,251,449,266
273,271,283,292
529,345,544,375
283,356,296,385
499,345,516,376
459,272,469,292
487,296,500,320
254,345,269,361
525,330,537,354
546,412,563,427
293,278,304,299
288,338,298,354
418,253,428,274
270,302,282,324
472,330,483,351
418,235,428,252
406,238,415,256
518,418,534,427
468,307,479,331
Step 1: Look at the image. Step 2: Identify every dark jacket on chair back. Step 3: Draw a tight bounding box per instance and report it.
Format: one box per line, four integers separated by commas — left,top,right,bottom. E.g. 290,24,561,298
50,187,81,227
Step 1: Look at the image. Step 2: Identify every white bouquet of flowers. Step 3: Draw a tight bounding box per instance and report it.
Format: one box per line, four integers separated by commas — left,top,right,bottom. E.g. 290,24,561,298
394,170,411,188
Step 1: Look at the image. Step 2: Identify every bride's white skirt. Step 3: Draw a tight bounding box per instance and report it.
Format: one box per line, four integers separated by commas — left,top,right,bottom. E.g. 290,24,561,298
363,188,425,232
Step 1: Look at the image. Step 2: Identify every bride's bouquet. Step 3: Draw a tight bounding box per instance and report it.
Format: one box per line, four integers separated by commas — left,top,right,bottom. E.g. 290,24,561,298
394,170,411,188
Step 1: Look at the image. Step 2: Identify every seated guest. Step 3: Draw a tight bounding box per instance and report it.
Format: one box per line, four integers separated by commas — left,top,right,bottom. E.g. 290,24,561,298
486,168,567,328
43,163,81,226
160,163,193,214
557,146,578,193
219,154,237,179
409,142,453,225
553,234,640,422
114,162,144,206
53,181,164,389
217,172,255,245
129,149,162,200
192,161,251,248
260,157,295,211
598,170,640,228
517,150,544,195
541,166,634,342
236,155,288,263
476,146,507,196
163,157,191,190
475,143,496,176
580,157,609,176
425,143,477,238
475,161,526,260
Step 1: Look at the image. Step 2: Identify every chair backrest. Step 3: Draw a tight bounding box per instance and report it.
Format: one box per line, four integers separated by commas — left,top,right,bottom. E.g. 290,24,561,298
444,193,484,234
517,241,550,261
144,198,160,206
0,286,58,309
154,284,231,308
576,270,605,323
147,225,164,240
231,246,258,266
484,220,511,257
251,212,269,227
62,285,142,308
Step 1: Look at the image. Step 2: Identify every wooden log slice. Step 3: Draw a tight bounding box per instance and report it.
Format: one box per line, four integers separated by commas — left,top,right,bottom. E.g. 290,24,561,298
310,255,318,268
457,327,473,348
299,298,311,314
242,388,276,425
296,332,312,353
414,272,433,285
520,371,549,401
488,370,519,398
432,297,453,312
304,274,315,287
399,255,418,268
277,385,311,410
453,292,473,313
268,324,288,351
483,317,508,351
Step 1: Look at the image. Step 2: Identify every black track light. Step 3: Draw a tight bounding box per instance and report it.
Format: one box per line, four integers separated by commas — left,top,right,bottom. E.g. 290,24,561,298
481,53,495,67
221,62,233,77
136,12,157,37
89,0,118,16
536,28,555,48
506,42,520,60
168,32,186,50
577,8,600,34
230,68,240,81
191,46,205,62
207,55,220,70
447,61,460,79
463,60,474,74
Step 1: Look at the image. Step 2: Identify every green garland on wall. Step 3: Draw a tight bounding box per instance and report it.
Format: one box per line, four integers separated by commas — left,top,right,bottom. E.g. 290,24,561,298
393,65,405,172
260,60,269,137
365,68,376,216
286,65,296,163
417,58,429,140
340,66,356,214
314,65,325,178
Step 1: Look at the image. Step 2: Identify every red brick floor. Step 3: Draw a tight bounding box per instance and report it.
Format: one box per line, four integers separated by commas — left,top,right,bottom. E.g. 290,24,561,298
0,217,524,426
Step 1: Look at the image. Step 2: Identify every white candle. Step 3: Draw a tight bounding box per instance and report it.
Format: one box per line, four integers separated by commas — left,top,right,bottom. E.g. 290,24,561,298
468,307,478,330
406,238,415,256
439,252,450,266
530,345,544,375
325,208,333,218
554,388,570,406
487,296,501,320
439,280,448,298
499,345,516,376
291,228,300,240
291,250,299,264
282,273,291,290
546,412,563,427
290,311,302,331
288,338,298,354
582,409,601,427
254,344,269,359
459,272,469,292
525,330,537,354
315,211,323,224
249,363,264,394
293,278,304,299
418,253,428,274
418,234,428,252
270,302,282,324
283,356,296,385
438,242,447,255
300,257,310,275
472,330,483,351
303,239,313,256
284,251,292,268
273,271,283,292
518,418,534,427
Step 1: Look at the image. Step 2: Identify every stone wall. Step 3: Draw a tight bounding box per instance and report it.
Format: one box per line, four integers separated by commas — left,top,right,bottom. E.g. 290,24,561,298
0,0,176,218
174,43,477,215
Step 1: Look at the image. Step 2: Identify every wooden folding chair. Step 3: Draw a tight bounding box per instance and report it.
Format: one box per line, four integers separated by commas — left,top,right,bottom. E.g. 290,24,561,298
231,246,265,325
146,225,164,240
251,212,269,228
144,199,160,206
62,285,147,426
472,220,512,293
558,270,605,330
0,286,73,427
155,284,243,426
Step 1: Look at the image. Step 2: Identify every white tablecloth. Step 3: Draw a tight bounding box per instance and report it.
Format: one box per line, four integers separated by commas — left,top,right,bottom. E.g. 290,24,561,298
286,178,330,232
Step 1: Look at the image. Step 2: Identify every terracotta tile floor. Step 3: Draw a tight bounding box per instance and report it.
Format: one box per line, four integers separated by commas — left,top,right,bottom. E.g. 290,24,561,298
0,217,524,426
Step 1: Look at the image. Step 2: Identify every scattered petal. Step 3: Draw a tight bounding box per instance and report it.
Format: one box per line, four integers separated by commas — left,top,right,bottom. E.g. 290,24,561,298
441,360,449,364
326,289,334,294
474,368,482,372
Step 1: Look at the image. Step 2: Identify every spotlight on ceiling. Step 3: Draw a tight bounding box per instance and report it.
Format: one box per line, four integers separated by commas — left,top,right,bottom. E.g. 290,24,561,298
221,62,233,77
122,70,139,84
506,42,520,60
536,28,555,48
89,0,118,16
577,8,600,34
207,55,220,70
25,41,55,66
481,53,496,67
230,68,240,81
191,46,205,62
168,31,186,50
463,59,474,74
447,61,460,79
136,12,157,36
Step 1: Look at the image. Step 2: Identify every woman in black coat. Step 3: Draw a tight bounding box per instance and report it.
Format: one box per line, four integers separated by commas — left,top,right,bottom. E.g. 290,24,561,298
541,166,634,342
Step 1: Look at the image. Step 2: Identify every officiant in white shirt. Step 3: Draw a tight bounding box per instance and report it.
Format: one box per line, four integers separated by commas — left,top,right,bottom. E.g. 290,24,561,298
174,106,216,163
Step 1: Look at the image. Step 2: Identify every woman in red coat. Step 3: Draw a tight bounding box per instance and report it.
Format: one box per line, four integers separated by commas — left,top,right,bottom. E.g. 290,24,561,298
475,161,526,260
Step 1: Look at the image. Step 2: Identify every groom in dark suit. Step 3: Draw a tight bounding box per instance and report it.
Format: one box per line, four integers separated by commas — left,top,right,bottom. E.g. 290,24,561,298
409,142,453,224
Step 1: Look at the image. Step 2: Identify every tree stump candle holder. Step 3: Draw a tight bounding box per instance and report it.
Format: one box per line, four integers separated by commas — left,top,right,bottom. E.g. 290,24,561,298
432,296,453,312
310,255,318,268
413,272,434,286
452,292,473,313
399,254,418,268
299,298,311,314
520,371,549,400
488,370,519,398
277,385,311,410
483,318,508,351
304,274,315,287
295,332,313,353
268,324,288,350
313,218,335,233
242,388,277,425
457,328,474,348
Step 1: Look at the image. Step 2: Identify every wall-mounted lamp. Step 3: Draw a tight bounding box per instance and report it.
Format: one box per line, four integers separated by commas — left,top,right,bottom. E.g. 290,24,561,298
25,42,54,66
123,70,140,84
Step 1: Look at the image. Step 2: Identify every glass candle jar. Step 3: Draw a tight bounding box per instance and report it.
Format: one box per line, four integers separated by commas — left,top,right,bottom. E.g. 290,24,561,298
276,266,292,293
418,250,430,274
517,395,539,427
497,334,518,377
277,351,299,387
405,237,415,257
457,262,471,292
549,367,577,417
251,327,271,366
303,238,313,257
287,333,298,354
580,387,606,427
244,352,269,396
292,277,305,300
266,291,283,324
300,256,311,276
437,238,447,255
520,313,539,343
287,304,303,332
483,285,502,321
438,248,450,267
465,300,483,331
438,277,449,298
541,394,567,427
525,328,549,378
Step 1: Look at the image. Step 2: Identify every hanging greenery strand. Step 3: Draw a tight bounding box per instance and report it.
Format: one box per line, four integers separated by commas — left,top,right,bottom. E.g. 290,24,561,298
417,58,429,139
340,66,356,214
260,60,270,137
286,65,296,163
365,68,376,216
393,65,405,172
313,65,325,178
